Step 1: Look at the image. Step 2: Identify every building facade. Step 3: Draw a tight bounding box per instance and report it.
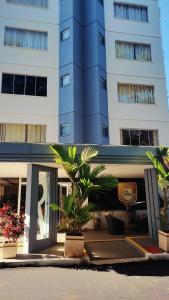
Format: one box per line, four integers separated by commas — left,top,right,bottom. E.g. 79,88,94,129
0,0,169,146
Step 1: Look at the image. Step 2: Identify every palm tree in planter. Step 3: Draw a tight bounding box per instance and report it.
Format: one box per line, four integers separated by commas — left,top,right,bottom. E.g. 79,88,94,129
50,145,117,258
146,146,169,252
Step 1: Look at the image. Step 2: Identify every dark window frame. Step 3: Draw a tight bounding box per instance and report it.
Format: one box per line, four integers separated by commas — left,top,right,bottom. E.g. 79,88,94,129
1,73,47,97
102,125,109,138
60,123,70,137
121,129,159,146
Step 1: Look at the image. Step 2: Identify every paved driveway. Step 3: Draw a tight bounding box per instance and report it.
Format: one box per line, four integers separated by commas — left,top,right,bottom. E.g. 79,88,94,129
0,261,169,300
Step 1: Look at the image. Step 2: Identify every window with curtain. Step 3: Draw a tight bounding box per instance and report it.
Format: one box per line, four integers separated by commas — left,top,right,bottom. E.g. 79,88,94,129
1,73,47,97
6,0,48,8
0,123,46,143
116,41,151,61
4,27,48,50
121,129,158,146
114,2,148,22
118,84,155,104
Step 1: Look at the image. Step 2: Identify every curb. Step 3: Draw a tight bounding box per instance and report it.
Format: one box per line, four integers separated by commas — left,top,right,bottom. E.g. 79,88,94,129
0,257,90,269
1,253,169,268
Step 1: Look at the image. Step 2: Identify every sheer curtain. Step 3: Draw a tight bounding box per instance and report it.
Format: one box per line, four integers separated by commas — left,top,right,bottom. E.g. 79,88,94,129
27,125,46,143
4,27,48,50
118,84,154,104
135,85,154,104
7,0,48,8
116,41,151,61
0,124,25,142
118,84,135,103
0,123,46,143
116,42,134,59
114,3,148,22
135,44,151,61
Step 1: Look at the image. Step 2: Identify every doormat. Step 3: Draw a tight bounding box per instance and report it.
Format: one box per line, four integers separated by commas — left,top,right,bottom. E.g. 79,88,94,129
85,240,144,261
143,246,163,254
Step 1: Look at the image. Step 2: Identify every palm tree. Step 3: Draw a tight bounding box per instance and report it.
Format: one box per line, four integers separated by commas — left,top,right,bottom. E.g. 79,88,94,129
146,146,169,231
50,145,117,234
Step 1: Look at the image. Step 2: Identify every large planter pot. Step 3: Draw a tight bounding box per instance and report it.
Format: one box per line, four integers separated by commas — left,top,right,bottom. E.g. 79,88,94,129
158,230,169,252
0,242,17,259
64,235,84,258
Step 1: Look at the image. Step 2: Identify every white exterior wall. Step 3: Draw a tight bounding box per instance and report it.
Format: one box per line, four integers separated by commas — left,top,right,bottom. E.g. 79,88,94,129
0,0,59,143
104,0,169,145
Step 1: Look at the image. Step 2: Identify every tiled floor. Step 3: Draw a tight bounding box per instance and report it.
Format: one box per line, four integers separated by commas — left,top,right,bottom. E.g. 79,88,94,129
83,229,148,242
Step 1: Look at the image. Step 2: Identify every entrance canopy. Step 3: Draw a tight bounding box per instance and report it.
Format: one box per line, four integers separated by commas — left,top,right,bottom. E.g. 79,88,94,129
0,142,155,164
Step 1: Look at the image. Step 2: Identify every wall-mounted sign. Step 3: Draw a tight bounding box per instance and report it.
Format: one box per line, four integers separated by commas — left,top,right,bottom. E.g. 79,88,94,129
118,182,137,208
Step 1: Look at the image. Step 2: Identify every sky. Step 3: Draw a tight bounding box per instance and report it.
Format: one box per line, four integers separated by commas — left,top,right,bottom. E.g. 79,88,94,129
159,0,169,99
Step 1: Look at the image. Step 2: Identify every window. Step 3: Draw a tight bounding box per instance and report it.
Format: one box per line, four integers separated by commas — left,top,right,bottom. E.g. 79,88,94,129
116,41,151,61
98,0,104,7
121,129,158,146
114,2,148,22
102,125,109,138
0,123,46,143
4,27,48,50
61,74,70,87
60,124,70,136
101,77,107,90
118,84,155,104
61,28,70,41
1,73,47,97
98,33,105,46
6,0,48,8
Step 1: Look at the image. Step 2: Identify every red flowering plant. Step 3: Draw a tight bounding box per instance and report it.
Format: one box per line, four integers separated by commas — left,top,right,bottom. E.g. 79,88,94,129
0,204,25,243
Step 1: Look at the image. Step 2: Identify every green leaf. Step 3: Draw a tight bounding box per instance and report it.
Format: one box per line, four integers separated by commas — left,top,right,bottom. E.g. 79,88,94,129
90,165,106,178
81,147,98,163
68,147,76,161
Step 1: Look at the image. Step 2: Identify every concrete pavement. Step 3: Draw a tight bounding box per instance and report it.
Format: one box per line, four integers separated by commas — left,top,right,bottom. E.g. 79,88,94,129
1,262,169,299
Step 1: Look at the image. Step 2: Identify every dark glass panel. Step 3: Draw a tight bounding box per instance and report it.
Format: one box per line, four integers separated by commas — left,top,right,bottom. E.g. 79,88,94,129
25,76,36,96
149,131,154,146
14,75,25,95
36,77,47,97
122,129,130,145
1,73,14,94
130,130,140,145
140,130,149,146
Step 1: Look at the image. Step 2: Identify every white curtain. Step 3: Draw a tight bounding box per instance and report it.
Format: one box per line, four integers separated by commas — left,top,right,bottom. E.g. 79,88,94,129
114,3,148,22
116,42,151,61
116,42,134,60
0,124,25,142
135,85,154,104
0,123,46,143
4,27,48,50
135,44,151,61
118,84,154,104
27,125,46,143
118,84,135,103
7,0,48,8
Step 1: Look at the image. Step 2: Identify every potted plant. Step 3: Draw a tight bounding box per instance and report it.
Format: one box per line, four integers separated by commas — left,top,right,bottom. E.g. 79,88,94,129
50,145,117,258
0,204,25,259
147,146,169,252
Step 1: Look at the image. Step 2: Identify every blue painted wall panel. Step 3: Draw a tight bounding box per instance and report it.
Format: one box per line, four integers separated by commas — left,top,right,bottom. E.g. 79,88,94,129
59,0,109,144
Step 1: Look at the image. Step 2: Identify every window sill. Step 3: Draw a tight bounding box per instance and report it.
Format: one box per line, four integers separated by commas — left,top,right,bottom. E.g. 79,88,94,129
114,17,149,24
115,57,153,63
118,101,156,105
1,93,47,99
3,45,49,53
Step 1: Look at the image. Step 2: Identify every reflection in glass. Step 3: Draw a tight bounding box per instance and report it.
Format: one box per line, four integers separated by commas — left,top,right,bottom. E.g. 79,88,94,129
37,172,50,240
